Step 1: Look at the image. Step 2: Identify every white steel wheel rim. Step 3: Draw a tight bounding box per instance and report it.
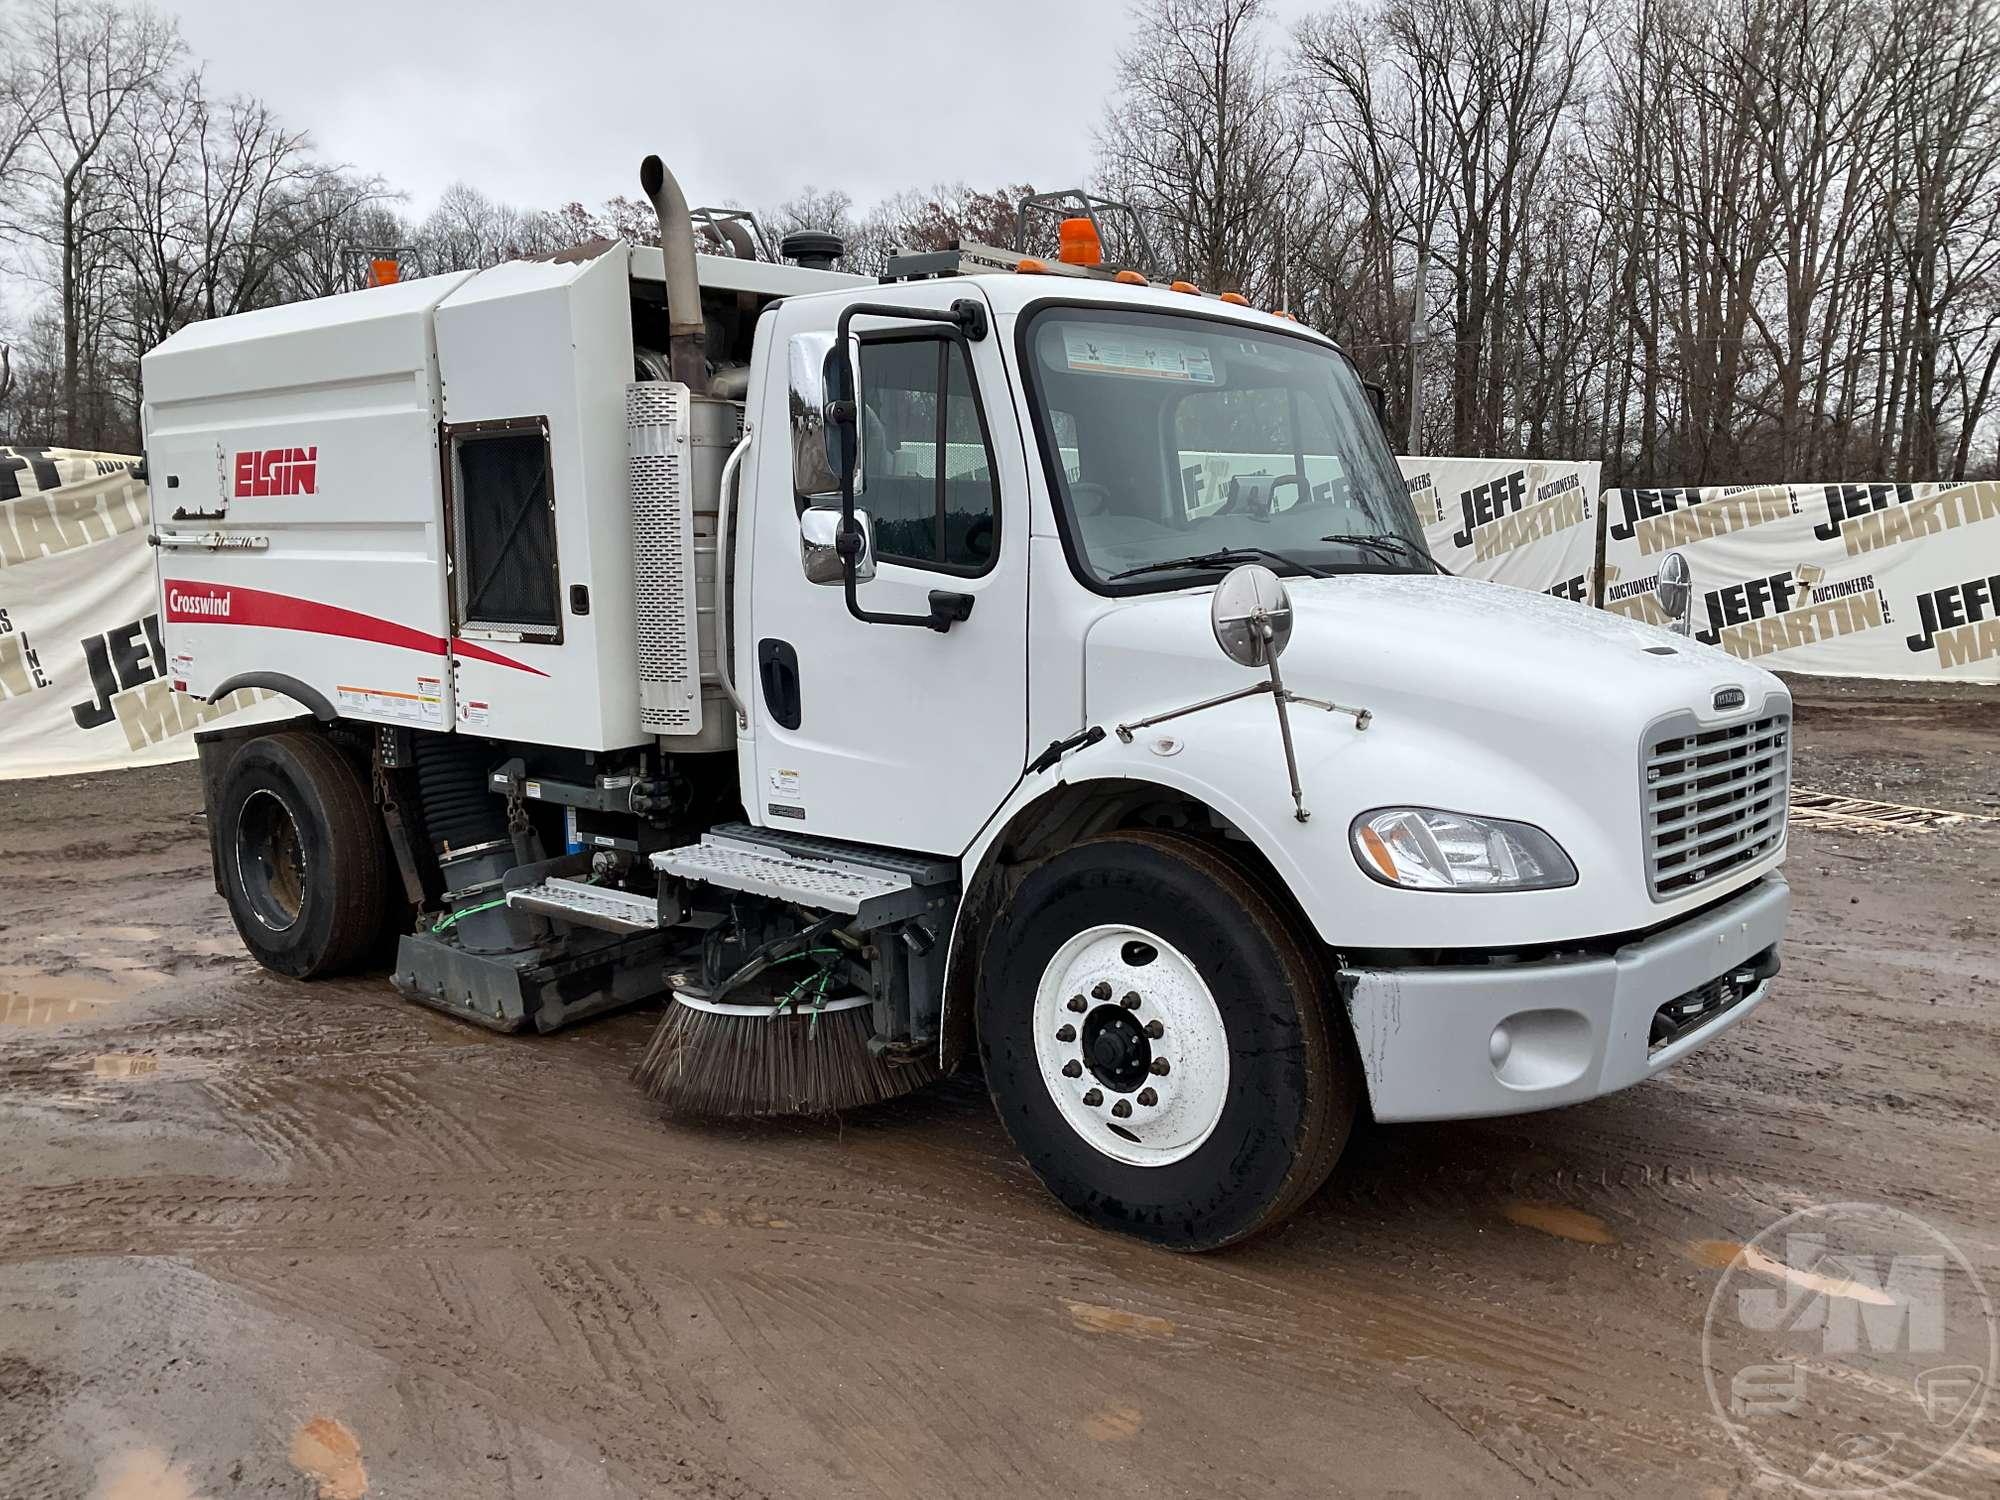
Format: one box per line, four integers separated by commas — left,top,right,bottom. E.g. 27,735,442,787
1031,923,1230,1168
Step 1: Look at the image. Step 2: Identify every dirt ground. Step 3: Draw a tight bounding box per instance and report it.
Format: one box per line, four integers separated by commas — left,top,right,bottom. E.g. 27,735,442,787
1,676,1996,1499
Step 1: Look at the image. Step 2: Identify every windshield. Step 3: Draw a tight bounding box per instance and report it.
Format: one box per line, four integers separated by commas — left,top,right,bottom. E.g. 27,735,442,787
1020,306,1433,588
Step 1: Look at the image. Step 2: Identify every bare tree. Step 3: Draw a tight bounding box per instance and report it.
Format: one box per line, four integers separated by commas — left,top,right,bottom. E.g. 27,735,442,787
19,0,180,444
1096,0,1308,302
269,173,403,300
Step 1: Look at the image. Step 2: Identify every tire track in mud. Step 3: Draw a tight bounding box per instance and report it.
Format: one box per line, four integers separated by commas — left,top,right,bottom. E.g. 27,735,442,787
6,719,1998,1498
0,1159,1758,1493
207,1251,786,1500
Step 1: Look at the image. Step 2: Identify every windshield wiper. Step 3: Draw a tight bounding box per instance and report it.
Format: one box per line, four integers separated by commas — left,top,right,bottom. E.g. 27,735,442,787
1110,546,1330,582
1319,532,1450,575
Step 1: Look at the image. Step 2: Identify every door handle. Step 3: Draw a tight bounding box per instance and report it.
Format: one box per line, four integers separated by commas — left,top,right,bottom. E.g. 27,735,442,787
757,638,803,730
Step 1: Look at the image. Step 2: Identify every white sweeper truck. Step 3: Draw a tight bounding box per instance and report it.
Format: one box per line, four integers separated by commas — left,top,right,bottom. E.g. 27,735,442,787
139,156,1791,1249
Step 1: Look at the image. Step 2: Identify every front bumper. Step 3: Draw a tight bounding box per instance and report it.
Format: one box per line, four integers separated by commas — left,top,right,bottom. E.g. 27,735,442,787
1341,874,1789,1123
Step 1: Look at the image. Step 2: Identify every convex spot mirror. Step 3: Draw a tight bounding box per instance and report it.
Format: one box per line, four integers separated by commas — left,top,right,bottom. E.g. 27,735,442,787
787,332,862,499
1656,550,1692,635
1212,563,1293,667
801,506,876,586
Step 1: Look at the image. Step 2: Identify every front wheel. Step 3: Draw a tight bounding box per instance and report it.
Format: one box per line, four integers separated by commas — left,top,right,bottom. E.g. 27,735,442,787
977,830,1355,1250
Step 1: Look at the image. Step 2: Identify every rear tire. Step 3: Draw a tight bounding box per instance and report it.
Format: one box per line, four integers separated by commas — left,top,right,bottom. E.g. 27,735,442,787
977,830,1355,1250
217,731,389,978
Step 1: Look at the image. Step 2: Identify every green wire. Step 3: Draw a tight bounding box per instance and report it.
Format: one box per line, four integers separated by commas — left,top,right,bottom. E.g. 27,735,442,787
432,896,509,934
431,873,609,936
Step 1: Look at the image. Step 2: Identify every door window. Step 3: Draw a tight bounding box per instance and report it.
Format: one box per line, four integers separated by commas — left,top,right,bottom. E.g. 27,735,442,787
859,335,999,573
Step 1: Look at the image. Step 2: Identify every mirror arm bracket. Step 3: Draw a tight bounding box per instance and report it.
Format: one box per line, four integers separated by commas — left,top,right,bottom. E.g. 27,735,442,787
827,297,991,633
1114,675,1372,825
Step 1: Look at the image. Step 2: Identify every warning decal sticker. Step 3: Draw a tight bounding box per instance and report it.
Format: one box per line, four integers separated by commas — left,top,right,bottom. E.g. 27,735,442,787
1061,326,1216,383
336,678,444,727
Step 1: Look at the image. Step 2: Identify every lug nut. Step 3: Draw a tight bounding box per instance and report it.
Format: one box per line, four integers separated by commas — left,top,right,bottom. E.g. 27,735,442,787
1120,991,1141,1009
1137,1087,1158,1107
1067,995,1087,1013
1144,1019,1164,1039
1091,982,1112,1001
1062,1060,1082,1078
1150,1058,1170,1076
1082,1088,1103,1107
1111,1099,1133,1119
1056,1024,1076,1043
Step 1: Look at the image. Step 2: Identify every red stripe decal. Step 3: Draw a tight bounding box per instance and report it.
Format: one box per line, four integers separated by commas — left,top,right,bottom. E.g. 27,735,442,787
451,637,547,673
163,581,547,676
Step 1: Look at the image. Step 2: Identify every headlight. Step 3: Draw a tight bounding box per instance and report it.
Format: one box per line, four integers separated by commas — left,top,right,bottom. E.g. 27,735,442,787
1351,808,1576,892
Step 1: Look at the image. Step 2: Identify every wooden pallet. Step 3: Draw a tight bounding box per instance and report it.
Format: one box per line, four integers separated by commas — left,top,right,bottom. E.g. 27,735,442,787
1789,788,1996,832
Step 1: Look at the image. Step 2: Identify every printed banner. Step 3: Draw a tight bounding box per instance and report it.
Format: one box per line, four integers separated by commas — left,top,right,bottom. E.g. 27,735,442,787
0,446,286,780
1402,457,1603,602
1599,483,2000,682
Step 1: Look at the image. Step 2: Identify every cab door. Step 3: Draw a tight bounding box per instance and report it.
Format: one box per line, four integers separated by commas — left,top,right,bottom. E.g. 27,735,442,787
744,285,1027,854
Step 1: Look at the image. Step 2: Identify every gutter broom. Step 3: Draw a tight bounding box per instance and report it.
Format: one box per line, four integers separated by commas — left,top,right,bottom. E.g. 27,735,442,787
633,919,939,1117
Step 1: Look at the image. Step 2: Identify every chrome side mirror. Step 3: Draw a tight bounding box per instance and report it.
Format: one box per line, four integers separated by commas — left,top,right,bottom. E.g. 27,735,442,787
788,332,862,499
801,506,875,586
1656,550,1692,636
1211,563,1294,667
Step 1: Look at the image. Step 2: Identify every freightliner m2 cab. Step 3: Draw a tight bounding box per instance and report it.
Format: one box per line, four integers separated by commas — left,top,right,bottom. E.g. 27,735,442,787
143,162,1790,1249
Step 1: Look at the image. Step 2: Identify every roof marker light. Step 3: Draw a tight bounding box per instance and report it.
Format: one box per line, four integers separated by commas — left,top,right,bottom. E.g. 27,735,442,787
1271,309,1297,321
1170,280,1199,295
1219,291,1250,306
1057,217,1103,267
1114,269,1148,286
1017,258,1049,274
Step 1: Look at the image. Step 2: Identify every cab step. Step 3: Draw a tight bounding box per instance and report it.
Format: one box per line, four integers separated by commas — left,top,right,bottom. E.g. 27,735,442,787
507,876,663,934
650,823,956,929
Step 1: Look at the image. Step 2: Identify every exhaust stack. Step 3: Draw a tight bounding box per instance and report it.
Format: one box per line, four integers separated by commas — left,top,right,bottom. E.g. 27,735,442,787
640,154,707,393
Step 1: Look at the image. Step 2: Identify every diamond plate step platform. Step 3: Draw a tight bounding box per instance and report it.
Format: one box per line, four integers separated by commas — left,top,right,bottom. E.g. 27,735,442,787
651,823,956,928
508,877,662,934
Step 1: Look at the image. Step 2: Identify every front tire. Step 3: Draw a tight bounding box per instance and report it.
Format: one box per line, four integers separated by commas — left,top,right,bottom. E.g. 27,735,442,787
217,731,389,978
977,830,1355,1250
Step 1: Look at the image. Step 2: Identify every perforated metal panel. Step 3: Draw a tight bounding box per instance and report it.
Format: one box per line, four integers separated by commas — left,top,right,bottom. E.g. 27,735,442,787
628,382,702,734
652,832,923,922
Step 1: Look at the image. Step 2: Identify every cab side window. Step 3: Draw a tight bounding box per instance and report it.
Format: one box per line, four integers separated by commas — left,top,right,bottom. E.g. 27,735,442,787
859,334,999,573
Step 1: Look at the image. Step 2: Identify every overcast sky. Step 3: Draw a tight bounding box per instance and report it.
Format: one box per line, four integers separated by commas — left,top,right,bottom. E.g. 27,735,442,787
161,0,1324,219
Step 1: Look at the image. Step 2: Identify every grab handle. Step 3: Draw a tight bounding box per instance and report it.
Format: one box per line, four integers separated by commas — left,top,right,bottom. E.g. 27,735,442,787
713,428,752,729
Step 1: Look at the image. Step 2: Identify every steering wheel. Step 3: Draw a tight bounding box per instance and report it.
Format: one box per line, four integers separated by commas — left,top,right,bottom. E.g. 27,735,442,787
1068,481,1114,518
1218,473,1305,519
1269,474,1306,511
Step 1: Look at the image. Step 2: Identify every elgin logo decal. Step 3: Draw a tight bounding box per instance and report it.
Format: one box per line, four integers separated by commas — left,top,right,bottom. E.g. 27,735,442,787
233,446,317,498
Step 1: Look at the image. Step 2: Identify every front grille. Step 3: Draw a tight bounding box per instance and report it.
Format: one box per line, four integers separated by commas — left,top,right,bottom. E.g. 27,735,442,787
1644,712,1790,898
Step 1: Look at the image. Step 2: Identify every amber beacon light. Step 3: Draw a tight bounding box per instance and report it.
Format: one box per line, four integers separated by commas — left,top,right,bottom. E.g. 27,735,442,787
1057,217,1103,267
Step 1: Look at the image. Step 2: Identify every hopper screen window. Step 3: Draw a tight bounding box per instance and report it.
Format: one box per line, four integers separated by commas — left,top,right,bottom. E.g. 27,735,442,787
451,422,560,637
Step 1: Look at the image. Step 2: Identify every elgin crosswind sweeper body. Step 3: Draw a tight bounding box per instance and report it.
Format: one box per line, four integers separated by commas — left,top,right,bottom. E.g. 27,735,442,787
141,157,1793,1249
